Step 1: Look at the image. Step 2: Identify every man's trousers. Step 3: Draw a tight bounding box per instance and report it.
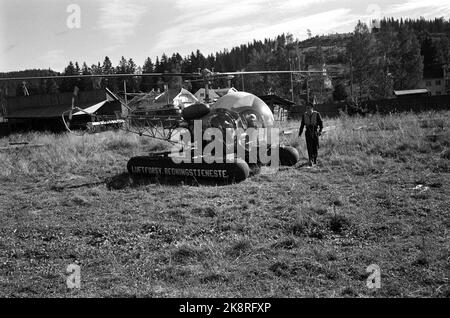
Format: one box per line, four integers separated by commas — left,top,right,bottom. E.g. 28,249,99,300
305,130,319,163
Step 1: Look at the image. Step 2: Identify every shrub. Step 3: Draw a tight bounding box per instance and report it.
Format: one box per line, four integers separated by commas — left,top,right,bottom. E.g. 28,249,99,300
328,214,352,234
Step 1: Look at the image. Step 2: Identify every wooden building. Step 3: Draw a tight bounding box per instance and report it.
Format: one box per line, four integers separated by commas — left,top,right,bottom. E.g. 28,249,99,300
258,94,296,121
4,89,122,132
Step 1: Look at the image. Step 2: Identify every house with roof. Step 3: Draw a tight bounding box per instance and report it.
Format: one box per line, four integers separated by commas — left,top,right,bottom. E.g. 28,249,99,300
194,87,237,103
153,88,198,110
393,89,430,98
417,64,448,96
258,94,296,121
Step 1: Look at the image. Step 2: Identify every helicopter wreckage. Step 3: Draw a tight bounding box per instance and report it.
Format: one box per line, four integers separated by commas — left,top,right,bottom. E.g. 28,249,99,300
1,69,332,183
127,91,300,183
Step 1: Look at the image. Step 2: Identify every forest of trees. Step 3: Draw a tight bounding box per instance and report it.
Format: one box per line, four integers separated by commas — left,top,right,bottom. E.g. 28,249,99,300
1,17,450,104
347,18,450,102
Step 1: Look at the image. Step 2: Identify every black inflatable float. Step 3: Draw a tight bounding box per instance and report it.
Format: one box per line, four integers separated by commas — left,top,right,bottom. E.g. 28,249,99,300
182,103,210,121
244,145,300,166
279,146,300,166
128,156,250,183
127,145,299,184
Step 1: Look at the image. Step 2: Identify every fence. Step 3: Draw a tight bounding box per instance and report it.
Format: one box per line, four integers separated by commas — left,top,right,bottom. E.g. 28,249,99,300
289,94,450,119
5,90,106,116
289,102,342,119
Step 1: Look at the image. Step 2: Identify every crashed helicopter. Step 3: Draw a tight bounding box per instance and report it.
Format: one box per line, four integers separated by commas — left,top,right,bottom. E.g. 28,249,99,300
0,69,329,183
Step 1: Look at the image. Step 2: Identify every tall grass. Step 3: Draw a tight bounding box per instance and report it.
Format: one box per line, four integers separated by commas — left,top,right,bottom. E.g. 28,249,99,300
1,111,448,178
0,130,171,178
282,110,449,173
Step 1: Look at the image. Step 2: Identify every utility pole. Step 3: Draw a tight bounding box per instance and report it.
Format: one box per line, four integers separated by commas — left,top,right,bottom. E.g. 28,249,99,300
289,58,294,102
124,80,128,107
350,52,354,102
306,75,309,104
205,81,210,103
0,87,6,122
348,52,354,114
290,72,294,102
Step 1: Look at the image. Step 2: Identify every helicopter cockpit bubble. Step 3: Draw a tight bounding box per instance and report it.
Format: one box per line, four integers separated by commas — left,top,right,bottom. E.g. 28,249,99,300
201,108,244,132
211,92,274,128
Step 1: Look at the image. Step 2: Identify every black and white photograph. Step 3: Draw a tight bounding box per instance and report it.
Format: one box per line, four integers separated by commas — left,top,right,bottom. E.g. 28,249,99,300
0,0,448,302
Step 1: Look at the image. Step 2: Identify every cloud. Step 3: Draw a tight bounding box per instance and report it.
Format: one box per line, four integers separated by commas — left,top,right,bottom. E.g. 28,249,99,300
267,0,339,10
387,0,450,18
151,0,450,59
170,0,339,26
250,8,356,37
98,0,147,44
152,1,354,58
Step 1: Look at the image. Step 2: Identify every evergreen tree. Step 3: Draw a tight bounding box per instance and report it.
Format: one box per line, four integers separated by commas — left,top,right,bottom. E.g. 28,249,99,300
60,61,78,92
394,26,423,90
168,53,183,90
372,26,399,98
126,58,138,92
79,62,93,91
347,21,377,100
127,58,136,74
421,34,439,66
102,56,114,74
91,62,102,89
114,56,129,91
74,62,81,75
140,57,156,92
308,46,325,67
116,56,128,74
436,36,450,65
101,56,114,89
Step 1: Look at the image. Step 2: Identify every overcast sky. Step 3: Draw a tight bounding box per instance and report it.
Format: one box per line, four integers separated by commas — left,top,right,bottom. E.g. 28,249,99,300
0,0,449,72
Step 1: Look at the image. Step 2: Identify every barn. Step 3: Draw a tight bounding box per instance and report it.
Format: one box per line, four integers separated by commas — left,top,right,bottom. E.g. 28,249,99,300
258,94,297,121
4,89,122,132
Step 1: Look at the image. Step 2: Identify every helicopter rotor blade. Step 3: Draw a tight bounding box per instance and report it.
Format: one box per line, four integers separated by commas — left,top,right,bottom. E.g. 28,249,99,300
0,69,335,82
217,70,330,76
0,72,202,82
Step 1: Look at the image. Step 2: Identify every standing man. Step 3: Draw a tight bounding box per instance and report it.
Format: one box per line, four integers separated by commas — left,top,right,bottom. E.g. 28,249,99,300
298,103,323,166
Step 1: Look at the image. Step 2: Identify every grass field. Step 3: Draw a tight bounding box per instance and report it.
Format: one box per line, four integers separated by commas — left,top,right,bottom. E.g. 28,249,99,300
0,111,448,297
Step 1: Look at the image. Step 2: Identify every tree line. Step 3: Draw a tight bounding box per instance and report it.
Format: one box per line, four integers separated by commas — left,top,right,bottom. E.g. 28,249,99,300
2,17,449,104
346,18,450,103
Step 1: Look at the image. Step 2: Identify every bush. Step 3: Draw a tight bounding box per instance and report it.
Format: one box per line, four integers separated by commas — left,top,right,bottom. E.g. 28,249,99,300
328,214,351,234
